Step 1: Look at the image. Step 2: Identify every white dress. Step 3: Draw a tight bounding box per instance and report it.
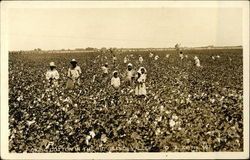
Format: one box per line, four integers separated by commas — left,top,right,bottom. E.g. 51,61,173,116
135,74,147,96
46,69,59,86
111,77,120,89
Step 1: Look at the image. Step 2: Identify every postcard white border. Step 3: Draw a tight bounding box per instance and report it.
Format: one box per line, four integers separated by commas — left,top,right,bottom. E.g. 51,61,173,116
1,1,249,159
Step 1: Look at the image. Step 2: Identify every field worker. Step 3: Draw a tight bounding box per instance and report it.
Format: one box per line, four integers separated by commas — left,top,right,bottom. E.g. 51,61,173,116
154,55,159,60
125,63,135,86
194,56,201,67
139,55,143,64
46,62,59,87
179,52,184,60
67,59,82,88
135,67,147,97
175,43,181,54
149,52,154,58
124,56,128,64
101,63,109,76
166,54,170,58
112,55,117,64
111,71,121,89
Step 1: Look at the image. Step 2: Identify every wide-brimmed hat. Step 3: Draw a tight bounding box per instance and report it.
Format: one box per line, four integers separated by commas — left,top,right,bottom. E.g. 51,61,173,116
49,62,56,67
113,71,118,75
128,63,133,67
70,59,77,63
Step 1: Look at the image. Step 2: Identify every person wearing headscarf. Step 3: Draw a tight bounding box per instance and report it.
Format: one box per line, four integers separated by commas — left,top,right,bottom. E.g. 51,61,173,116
111,71,121,89
125,63,135,86
67,59,82,88
46,62,59,87
135,67,147,97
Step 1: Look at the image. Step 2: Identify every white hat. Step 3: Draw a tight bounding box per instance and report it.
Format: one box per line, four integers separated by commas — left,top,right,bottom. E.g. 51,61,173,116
138,67,146,73
128,63,133,66
49,62,56,67
71,59,77,63
113,71,118,75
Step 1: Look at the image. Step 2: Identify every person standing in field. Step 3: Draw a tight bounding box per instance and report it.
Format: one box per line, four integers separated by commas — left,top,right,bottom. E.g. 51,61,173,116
111,71,121,89
139,55,143,64
135,67,147,98
101,63,109,83
46,62,59,87
194,56,201,67
111,71,121,105
125,63,135,86
179,52,184,60
66,59,81,89
124,56,128,64
175,43,181,54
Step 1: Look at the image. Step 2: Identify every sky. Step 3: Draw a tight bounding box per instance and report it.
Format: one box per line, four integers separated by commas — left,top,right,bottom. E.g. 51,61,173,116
7,8,242,50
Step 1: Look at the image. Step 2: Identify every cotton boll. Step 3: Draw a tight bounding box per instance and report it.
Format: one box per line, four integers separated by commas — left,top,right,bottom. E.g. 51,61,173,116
89,130,96,138
169,119,176,127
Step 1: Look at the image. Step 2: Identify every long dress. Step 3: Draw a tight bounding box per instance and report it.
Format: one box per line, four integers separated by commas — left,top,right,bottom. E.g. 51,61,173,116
135,74,147,96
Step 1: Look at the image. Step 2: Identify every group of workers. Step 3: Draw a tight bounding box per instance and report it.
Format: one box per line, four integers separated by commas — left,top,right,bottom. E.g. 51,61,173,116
45,58,147,97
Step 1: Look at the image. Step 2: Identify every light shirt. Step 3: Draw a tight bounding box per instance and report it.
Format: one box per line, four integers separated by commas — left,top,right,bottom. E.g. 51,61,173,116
138,74,146,83
139,57,143,63
111,77,120,88
46,69,59,80
101,66,109,74
126,69,135,79
68,66,81,79
195,58,201,67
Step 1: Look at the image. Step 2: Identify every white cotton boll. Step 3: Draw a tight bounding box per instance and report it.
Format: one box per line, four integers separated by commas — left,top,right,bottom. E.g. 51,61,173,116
89,130,95,138
172,115,178,120
160,105,164,112
165,110,171,114
169,119,176,127
155,128,161,136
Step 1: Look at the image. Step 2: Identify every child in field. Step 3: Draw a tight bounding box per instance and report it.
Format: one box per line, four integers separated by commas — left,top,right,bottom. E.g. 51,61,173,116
111,71,121,105
46,62,59,87
194,56,201,67
66,59,81,89
111,71,121,89
125,63,135,86
135,67,147,97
